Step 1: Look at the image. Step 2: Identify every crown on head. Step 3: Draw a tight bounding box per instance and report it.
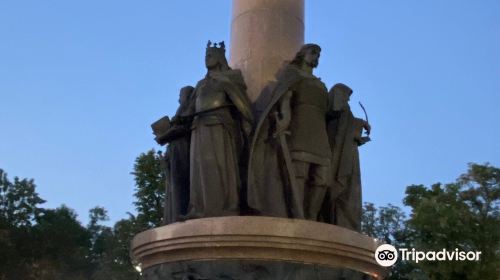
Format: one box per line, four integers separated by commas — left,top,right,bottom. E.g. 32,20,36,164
206,40,226,54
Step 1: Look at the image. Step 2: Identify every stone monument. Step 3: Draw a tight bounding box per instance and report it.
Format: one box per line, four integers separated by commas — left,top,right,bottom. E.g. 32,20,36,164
133,1,384,279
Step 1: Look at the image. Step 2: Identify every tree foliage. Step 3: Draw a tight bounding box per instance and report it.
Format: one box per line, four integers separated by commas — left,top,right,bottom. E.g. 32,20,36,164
131,149,166,228
0,170,142,280
89,213,140,280
0,169,45,227
361,202,420,279
89,149,166,279
363,163,499,279
403,163,500,279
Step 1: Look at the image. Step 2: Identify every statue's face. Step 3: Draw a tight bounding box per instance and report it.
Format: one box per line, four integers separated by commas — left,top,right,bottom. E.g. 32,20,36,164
304,48,320,68
179,88,192,104
179,92,187,105
333,91,350,111
205,50,219,69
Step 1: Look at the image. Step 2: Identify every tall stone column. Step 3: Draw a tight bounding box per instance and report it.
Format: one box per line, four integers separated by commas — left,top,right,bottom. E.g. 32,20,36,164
230,0,304,102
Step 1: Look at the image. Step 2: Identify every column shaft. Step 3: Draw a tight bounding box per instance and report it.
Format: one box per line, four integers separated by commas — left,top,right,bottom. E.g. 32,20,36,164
230,0,305,102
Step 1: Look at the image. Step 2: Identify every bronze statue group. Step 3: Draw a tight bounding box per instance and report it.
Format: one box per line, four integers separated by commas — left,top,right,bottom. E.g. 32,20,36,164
152,41,371,232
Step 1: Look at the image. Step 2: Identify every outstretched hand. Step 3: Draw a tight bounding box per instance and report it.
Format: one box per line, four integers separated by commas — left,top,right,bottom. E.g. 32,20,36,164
363,121,371,135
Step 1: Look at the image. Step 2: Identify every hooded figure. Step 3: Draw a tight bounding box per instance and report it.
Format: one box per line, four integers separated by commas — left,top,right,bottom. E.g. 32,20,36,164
321,83,370,231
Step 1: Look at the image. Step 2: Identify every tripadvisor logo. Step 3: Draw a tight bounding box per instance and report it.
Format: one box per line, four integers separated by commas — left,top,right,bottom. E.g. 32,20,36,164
374,244,482,267
375,244,398,267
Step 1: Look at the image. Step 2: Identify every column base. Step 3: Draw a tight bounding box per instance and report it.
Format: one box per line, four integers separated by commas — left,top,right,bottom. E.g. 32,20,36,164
131,216,387,279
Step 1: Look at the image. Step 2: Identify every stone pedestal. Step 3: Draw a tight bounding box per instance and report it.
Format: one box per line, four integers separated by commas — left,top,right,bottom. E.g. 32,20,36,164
131,216,386,279
229,0,304,102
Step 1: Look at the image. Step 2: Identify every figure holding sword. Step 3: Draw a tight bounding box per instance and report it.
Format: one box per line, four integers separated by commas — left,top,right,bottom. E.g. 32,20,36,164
248,44,331,220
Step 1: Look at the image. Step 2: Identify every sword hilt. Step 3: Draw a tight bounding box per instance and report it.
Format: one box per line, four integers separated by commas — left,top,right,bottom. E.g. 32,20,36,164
273,112,291,138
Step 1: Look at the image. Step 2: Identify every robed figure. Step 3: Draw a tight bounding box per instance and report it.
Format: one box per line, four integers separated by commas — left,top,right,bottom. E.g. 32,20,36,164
183,41,253,219
247,44,331,220
322,83,370,231
151,86,194,224
164,86,194,224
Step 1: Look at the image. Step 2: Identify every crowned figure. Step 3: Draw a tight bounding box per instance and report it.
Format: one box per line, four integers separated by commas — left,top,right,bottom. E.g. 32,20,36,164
181,41,253,219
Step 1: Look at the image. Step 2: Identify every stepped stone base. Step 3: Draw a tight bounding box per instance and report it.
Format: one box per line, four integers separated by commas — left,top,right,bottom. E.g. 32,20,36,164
131,216,386,280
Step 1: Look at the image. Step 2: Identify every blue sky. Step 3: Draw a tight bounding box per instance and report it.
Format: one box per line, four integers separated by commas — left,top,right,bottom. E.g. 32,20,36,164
1,1,499,225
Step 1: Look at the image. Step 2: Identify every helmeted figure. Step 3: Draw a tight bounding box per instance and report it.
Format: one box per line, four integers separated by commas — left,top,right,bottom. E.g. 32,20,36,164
182,41,253,219
321,83,370,231
247,44,331,220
